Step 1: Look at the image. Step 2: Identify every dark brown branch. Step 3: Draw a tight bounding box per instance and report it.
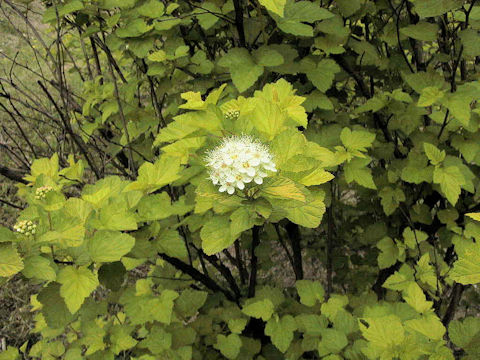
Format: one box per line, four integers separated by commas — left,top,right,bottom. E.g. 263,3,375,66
388,0,415,73
442,283,465,327
0,198,24,210
139,59,167,129
89,36,103,81
234,240,247,285
0,165,27,184
37,81,101,180
2,0,57,77
0,101,37,158
93,35,127,84
326,204,334,298
1,124,31,166
274,223,296,276
437,109,450,139
372,263,401,299
195,247,241,301
101,32,136,177
285,222,304,280
158,252,236,302
331,54,403,157
186,1,235,24
248,225,261,298
331,53,370,99
232,0,246,48
60,39,85,82
78,29,93,80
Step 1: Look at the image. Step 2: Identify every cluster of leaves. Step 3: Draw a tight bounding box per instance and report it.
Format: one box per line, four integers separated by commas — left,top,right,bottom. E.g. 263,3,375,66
1,81,335,359
1,0,480,359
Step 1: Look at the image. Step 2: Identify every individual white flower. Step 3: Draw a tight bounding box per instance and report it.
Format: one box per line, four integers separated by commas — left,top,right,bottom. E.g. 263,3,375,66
205,135,277,194
254,176,264,184
263,161,277,172
219,182,235,195
239,160,257,177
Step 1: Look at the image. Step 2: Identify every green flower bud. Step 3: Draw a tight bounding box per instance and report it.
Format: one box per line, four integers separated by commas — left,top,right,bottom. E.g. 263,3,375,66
224,109,240,121
13,220,37,237
35,186,54,200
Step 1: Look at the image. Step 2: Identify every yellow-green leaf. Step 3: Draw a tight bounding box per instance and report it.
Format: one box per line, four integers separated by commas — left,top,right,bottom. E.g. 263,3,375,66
0,244,23,277
123,156,181,193
265,315,297,353
57,266,99,314
450,238,480,285
423,142,445,166
200,215,235,255
402,282,433,314
214,334,242,360
148,50,167,62
22,256,56,281
242,298,274,321
298,168,334,186
87,231,135,263
466,212,480,221
258,0,286,16
296,280,324,306
260,177,306,202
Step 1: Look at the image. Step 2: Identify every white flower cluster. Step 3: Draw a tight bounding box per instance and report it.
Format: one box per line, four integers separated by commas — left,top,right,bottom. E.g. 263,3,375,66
13,220,37,236
224,109,240,121
205,135,277,195
35,186,53,200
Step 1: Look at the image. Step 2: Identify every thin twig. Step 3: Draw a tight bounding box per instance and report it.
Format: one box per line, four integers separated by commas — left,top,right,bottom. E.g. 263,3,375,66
248,226,261,298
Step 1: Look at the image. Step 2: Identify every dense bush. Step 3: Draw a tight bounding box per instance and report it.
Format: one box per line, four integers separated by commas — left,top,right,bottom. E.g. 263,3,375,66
1,0,480,359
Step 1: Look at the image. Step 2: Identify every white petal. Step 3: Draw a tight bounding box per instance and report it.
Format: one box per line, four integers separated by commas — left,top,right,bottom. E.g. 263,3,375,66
264,163,277,172
219,185,227,192
254,176,263,184
247,168,256,177
236,181,245,190
243,177,253,183
227,186,235,195
250,158,261,166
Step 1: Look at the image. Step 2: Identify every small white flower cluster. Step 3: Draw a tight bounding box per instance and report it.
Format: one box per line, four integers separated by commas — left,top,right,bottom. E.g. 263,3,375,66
13,220,37,236
224,109,240,121
35,186,53,200
205,135,277,195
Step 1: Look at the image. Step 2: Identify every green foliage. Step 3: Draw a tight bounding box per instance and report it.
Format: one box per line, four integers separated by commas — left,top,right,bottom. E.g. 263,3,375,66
57,266,99,314
214,334,242,359
296,280,325,306
1,0,480,358
0,244,23,277
264,315,297,353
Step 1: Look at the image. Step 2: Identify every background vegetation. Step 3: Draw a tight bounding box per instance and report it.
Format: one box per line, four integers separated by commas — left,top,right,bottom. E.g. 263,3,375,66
1,0,480,359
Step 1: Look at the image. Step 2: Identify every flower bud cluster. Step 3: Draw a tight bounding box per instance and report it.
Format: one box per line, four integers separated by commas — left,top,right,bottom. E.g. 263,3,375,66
224,109,240,121
13,220,37,236
35,186,54,200
205,135,277,195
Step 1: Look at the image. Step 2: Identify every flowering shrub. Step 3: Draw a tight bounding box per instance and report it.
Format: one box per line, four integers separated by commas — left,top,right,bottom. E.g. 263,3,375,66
0,0,480,359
